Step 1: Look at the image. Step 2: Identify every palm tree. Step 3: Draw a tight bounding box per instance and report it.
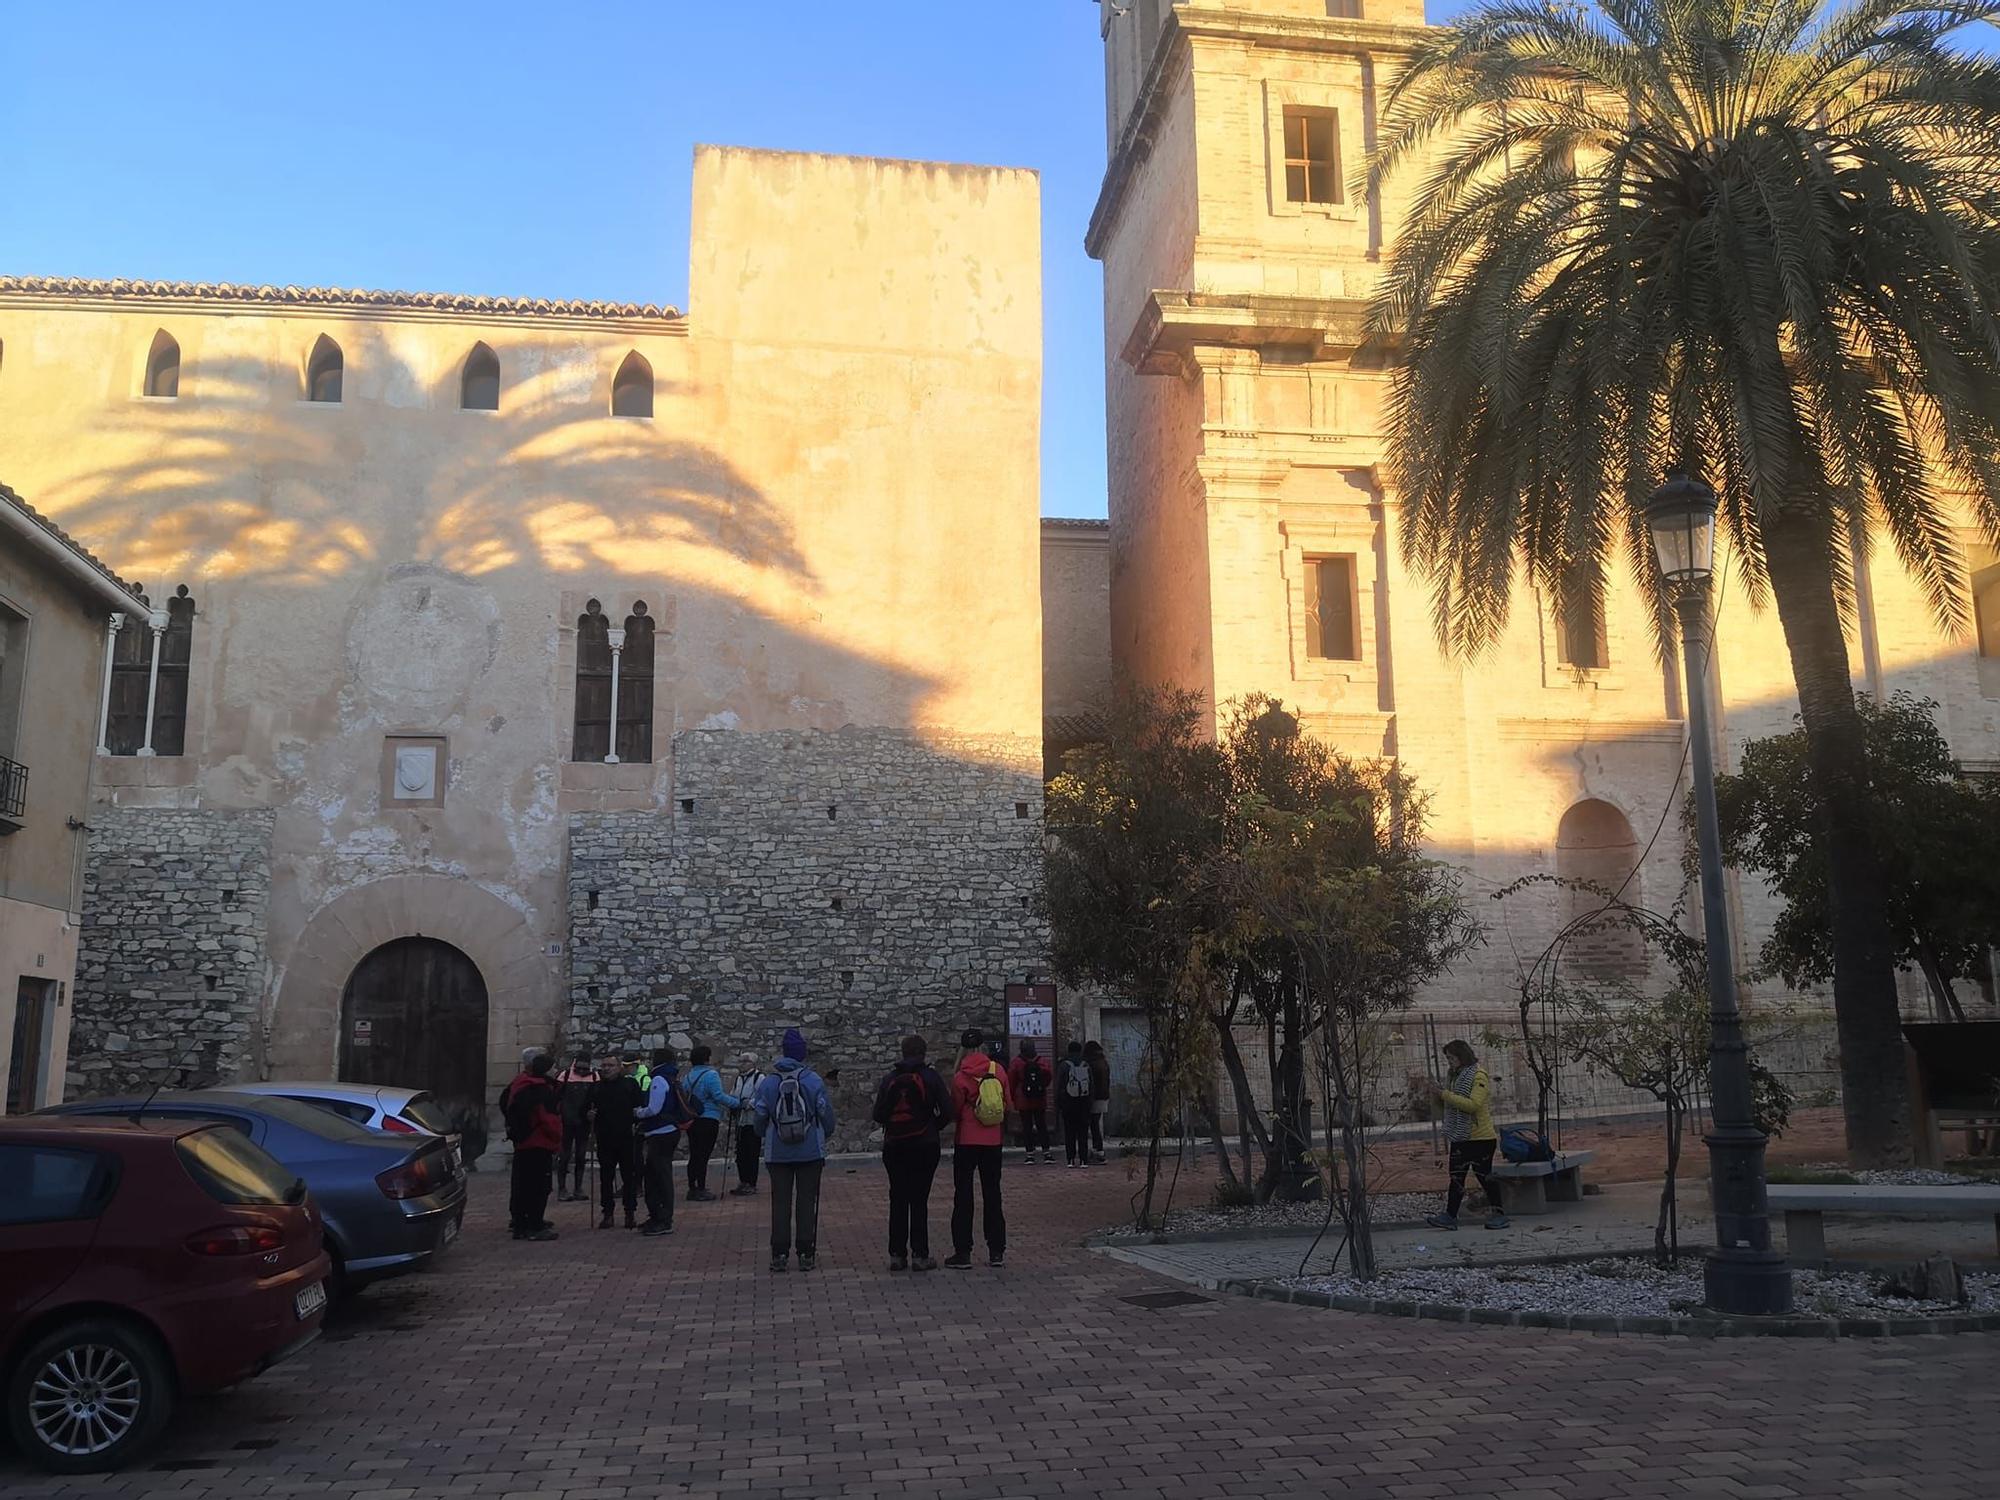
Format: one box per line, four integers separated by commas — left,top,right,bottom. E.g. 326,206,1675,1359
1369,0,2000,1164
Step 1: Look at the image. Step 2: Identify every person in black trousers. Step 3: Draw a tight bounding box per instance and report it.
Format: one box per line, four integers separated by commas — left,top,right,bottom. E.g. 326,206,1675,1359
946,1028,1008,1269
730,1053,766,1195
633,1046,686,1237
1056,1041,1094,1167
1084,1039,1112,1164
872,1034,951,1271
587,1056,644,1228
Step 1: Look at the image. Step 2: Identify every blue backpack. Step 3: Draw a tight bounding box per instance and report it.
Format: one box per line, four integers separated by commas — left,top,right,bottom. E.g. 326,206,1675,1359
1497,1126,1555,1164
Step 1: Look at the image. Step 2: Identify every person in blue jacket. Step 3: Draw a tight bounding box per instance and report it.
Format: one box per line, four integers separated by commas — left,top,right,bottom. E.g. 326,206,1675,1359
750,1028,836,1273
681,1043,740,1202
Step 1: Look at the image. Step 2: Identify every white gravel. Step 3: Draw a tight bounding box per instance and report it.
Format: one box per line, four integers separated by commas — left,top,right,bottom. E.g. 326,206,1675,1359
1792,1163,1991,1187
1285,1256,2000,1319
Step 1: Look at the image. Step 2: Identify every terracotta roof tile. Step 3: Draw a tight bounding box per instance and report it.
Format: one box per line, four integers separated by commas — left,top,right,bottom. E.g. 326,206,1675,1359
0,479,147,608
1041,516,1110,529
0,275,681,322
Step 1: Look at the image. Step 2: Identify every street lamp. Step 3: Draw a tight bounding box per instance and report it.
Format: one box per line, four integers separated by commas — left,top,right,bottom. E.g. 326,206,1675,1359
1642,471,1793,1317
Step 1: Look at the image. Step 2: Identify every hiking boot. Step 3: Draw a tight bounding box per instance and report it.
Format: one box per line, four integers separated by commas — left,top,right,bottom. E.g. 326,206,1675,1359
687,1188,716,1202
730,1184,757,1196
640,1220,675,1237
989,1252,1006,1268
1485,1213,1512,1230
1423,1212,1460,1231
1067,1160,1081,1169
799,1253,817,1272
624,1209,637,1229
943,1253,973,1270
770,1254,789,1273
597,1210,613,1230
521,1226,559,1242
912,1256,938,1272
1042,1152,1056,1164
889,1256,909,1272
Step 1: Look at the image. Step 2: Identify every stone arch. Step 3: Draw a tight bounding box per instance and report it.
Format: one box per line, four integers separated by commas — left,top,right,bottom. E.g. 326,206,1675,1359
267,876,556,1096
1556,798,1645,981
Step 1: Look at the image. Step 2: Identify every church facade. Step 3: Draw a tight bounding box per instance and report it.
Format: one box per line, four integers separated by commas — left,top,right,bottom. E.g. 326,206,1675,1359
0,147,1050,1120
1083,1,2000,1107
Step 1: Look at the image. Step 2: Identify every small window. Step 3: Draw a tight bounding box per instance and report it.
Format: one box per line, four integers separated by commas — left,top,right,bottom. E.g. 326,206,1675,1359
612,351,653,418
1305,555,1360,661
1556,565,1607,671
461,341,499,411
144,329,180,398
306,334,343,403
1283,109,1340,205
0,1146,112,1226
106,585,196,756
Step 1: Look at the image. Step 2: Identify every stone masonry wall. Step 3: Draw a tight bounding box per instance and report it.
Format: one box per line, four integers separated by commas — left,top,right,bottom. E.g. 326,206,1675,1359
69,808,275,1097
566,727,1050,1144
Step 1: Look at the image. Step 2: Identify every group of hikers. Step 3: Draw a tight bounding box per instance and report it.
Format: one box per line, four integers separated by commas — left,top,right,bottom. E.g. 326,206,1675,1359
498,1026,1114,1270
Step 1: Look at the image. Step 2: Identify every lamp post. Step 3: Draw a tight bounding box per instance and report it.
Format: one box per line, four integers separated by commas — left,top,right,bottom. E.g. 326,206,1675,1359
1642,471,1793,1317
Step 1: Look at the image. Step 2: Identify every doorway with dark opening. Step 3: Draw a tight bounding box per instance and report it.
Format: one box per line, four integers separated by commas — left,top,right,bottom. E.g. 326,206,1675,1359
338,937,488,1123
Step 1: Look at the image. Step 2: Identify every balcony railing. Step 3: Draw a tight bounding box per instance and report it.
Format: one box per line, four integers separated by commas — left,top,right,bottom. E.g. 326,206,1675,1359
0,754,25,830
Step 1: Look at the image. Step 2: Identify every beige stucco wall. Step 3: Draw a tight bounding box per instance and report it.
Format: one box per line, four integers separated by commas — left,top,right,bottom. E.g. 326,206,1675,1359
0,145,1045,1095
1090,1,2000,1022
0,523,108,1108
1041,521,1113,722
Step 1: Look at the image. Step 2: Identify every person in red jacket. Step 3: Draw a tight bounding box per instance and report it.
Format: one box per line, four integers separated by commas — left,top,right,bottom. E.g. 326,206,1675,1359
504,1054,564,1242
946,1028,1009,1269
1007,1040,1054,1164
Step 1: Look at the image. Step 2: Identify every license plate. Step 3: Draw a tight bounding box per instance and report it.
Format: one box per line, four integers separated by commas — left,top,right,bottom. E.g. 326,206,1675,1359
294,1281,327,1320
441,1214,460,1248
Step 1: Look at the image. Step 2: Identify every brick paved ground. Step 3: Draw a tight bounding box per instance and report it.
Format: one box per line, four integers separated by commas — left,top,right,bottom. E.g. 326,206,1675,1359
8,1129,1998,1500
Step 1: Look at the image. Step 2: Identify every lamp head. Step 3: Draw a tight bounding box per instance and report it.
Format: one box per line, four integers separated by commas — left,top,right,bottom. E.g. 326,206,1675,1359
1643,470,1719,589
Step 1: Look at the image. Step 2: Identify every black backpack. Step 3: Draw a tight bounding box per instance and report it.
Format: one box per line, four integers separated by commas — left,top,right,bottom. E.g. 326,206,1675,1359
1021,1058,1049,1100
876,1071,935,1142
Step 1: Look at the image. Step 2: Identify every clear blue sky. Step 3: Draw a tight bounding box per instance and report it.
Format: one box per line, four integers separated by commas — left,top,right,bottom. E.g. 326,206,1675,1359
2,1,1121,517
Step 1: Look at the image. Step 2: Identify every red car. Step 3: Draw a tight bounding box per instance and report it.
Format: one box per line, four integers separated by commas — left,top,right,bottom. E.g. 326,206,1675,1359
1,1114,331,1473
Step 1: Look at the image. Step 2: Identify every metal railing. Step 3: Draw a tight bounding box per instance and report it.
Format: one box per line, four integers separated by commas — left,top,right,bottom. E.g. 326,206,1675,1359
0,754,25,823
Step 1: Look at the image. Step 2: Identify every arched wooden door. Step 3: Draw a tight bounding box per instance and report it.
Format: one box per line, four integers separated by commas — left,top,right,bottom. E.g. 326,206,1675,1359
338,938,488,1121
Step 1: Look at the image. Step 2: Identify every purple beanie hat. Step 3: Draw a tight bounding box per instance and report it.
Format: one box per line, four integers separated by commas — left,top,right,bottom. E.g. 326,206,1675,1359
782,1027,808,1061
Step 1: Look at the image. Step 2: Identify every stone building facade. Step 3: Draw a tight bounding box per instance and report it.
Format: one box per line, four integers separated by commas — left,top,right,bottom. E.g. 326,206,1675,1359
1083,0,2000,1067
0,484,151,1112
0,147,1050,1120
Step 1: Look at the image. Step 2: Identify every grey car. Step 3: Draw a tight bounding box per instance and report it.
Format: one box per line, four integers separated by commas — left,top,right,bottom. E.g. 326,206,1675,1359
45,1091,465,1299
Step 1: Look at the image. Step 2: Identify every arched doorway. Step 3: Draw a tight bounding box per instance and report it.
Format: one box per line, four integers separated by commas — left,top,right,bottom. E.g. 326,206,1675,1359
338,938,489,1120
1556,798,1644,980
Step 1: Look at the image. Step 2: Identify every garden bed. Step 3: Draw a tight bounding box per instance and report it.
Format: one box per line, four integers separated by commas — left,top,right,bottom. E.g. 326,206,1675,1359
1235,1255,2000,1337
1097,1190,1448,1242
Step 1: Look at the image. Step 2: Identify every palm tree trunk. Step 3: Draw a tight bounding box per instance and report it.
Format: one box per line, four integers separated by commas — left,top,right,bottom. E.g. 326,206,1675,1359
1759,505,1914,1166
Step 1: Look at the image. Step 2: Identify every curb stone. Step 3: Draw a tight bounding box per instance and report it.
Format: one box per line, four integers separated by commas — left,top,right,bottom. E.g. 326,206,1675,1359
1221,1277,2000,1338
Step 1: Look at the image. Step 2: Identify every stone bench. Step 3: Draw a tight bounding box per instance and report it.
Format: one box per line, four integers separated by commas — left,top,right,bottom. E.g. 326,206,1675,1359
1490,1149,1595,1214
1767,1183,2000,1264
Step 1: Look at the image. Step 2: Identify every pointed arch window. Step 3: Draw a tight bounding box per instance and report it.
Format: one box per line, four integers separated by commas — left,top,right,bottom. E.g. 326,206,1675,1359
461,341,499,411
106,585,196,757
570,599,654,763
143,330,181,398
611,351,653,418
306,334,343,403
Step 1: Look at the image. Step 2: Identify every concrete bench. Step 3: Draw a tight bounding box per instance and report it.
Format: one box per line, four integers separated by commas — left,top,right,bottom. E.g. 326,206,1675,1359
1767,1183,2000,1264
1490,1149,1595,1214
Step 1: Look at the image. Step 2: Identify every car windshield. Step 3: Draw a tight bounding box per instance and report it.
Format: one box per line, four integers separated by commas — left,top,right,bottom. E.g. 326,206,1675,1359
400,1093,455,1134
176,1126,300,1205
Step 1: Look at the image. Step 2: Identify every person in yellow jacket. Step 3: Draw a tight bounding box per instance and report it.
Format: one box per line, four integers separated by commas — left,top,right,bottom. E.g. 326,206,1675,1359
1424,1039,1510,1231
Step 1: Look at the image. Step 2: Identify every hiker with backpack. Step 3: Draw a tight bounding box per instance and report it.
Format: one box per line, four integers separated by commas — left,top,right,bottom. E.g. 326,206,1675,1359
681,1044,739,1202
872,1034,952,1271
1008,1040,1054,1163
503,1054,563,1242
730,1052,766,1196
634,1046,696,1238
1424,1038,1511,1232
749,1028,836,1272
1056,1040,1093,1167
946,1027,1009,1269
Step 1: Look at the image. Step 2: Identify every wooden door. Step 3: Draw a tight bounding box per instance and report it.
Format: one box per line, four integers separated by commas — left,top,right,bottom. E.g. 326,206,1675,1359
1100,1007,1150,1138
8,979,51,1114
338,939,488,1121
